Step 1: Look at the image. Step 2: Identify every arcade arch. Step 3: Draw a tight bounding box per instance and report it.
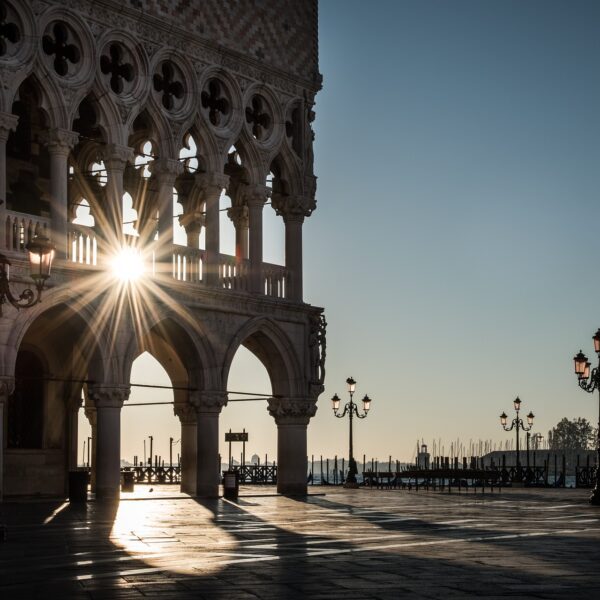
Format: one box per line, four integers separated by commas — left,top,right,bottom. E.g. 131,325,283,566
4,302,105,496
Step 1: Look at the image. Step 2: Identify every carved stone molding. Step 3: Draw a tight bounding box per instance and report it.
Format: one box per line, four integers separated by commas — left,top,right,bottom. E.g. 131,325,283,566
271,193,315,222
268,397,317,425
174,402,197,424
241,183,271,207
42,127,79,156
103,143,134,171
88,385,130,409
189,390,228,414
67,393,84,411
150,157,184,185
0,376,15,402
195,172,229,199
308,311,326,388
84,406,97,424
227,205,249,228
0,111,18,140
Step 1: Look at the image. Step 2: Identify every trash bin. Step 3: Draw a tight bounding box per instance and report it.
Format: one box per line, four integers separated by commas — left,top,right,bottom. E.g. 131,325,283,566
122,470,135,492
223,470,239,500
68,470,89,503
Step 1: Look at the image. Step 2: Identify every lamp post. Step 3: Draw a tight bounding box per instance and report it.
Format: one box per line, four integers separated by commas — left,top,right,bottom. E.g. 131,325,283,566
332,377,372,488
0,235,55,316
499,397,534,481
573,329,600,505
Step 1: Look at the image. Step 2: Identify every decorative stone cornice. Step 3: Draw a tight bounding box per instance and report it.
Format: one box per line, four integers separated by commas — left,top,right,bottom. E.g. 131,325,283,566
268,397,317,425
0,112,18,141
88,385,130,409
42,128,80,156
189,390,228,414
174,402,197,424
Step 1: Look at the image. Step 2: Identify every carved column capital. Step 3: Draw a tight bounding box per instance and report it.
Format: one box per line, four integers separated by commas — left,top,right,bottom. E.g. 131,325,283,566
189,390,228,414
268,397,317,426
271,193,315,222
243,183,271,207
174,402,197,424
103,144,134,171
0,112,18,141
88,385,130,409
67,394,84,412
84,406,97,424
151,158,184,185
42,128,79,156
0,377,15,403
227,205,249,228
195,172,229,199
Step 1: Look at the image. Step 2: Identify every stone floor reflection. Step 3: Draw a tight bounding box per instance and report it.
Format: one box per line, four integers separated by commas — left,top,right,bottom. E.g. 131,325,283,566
1,486,599,598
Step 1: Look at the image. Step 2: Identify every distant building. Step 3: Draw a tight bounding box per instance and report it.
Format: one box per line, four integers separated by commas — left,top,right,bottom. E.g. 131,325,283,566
0,0,325,500
417,444,430,469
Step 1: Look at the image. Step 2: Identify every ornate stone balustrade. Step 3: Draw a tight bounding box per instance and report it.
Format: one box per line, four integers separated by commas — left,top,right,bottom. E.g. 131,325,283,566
4,210,51,252
5,215,290,299
68,223,98,265
219,254,249,292
263,263,289,299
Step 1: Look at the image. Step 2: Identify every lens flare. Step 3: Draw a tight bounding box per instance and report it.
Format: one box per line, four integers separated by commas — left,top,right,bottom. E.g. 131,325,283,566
111,247,145,282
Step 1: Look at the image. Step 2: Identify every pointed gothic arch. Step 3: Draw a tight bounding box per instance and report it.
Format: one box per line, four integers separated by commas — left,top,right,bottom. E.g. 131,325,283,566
222,316,303,399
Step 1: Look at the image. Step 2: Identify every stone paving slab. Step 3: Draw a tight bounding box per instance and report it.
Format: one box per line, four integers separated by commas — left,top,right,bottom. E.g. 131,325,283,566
1,486,599,598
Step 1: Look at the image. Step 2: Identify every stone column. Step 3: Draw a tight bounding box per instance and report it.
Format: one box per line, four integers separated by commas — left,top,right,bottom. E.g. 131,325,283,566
84,406,97,492
227,205,249,261
0,113,18,250
284,213,304,302
268,397,317,496
271,194,314,303
0,377,15,502
67,395,82,471
89,386,130,500
197,173,228,286
246,185,270,294
44,129,79,259
174,403,197,495
151,158,183,261
191,391,227,497
103,144,134,247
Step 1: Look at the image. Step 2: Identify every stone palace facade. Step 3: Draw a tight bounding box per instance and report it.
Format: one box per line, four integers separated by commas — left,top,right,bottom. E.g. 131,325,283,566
0,0,325,500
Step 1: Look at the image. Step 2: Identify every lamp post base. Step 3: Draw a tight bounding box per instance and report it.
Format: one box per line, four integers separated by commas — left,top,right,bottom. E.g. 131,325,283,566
589,487,600,506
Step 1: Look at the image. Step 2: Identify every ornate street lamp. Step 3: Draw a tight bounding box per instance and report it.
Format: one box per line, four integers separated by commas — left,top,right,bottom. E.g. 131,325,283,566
573,330,600,505
499,396,534,482
0,235,55,316
332,376,372,488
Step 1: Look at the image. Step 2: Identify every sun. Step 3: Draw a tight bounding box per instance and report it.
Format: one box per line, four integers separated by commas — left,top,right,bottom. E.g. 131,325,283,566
111,246,145,282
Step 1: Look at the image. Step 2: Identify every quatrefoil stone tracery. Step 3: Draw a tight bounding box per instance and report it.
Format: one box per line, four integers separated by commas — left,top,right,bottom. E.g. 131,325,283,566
153,61,184,110
0,2,20,57
42,21,80,77
245,95,271,141
201,79,230,127
285,105,302,157
100,43,134,94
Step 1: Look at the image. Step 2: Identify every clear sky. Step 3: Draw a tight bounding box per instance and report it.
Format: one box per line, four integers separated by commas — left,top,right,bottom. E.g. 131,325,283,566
80,0,600,466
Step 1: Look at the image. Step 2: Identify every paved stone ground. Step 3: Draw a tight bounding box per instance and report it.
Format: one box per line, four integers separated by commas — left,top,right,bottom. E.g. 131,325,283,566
1,486,599,599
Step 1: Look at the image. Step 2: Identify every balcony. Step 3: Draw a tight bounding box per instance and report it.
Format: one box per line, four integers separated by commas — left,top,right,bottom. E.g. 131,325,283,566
3,211,290,300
